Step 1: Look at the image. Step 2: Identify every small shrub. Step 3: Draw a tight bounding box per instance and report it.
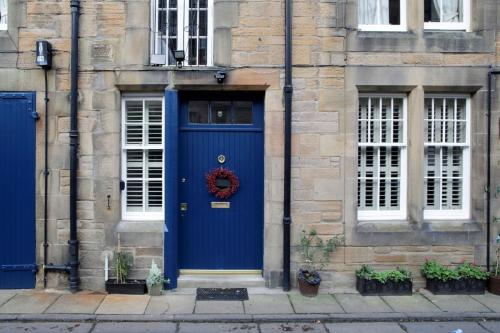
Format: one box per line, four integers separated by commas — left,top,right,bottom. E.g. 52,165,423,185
356,265,411,283
421,260,488,281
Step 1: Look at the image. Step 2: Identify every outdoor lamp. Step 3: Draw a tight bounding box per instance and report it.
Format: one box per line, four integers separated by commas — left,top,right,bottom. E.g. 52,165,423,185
174,50,185,68
35,40,52,69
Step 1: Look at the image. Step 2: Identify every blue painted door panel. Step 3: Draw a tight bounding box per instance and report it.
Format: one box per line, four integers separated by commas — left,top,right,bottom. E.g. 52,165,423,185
0,92,37,289
179,94,264,269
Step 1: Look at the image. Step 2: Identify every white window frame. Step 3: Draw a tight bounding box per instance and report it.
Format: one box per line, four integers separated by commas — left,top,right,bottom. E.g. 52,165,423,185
357,94,408,221
121,95,165,221
423,94,471,220
424,0,470,31
358,0,407,32
150,0,214,66
0,0,7,31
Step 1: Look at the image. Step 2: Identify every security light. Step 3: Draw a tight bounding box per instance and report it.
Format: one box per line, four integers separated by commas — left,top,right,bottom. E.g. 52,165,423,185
174,50,185,68
215,71,227,84
35,40,52,69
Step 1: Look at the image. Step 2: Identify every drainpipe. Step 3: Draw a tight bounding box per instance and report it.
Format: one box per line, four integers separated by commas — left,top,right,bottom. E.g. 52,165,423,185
68,0,81,293
45,0,80,293
43,68,49,289
282,0,293,291
487,68,500,272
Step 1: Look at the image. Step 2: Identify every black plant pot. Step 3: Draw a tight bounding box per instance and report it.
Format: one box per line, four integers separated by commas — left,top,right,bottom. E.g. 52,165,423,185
105,279,147,295
425,278,486,295
356,277,412,296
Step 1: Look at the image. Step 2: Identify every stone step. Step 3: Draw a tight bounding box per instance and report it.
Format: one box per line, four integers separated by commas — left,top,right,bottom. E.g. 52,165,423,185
177,274,266,289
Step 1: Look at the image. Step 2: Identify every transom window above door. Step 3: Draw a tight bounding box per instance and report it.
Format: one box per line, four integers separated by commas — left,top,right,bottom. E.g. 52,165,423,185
358,0,407,31
424,0,470,31
151,0,213,66
188,101,253,125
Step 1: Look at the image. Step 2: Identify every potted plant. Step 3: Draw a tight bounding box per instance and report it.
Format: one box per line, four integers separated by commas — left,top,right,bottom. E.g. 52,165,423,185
146,260,168,296
356,265,412,296
297,229,342,297
489,235,500,295
421,260,488,295
105,237,147,294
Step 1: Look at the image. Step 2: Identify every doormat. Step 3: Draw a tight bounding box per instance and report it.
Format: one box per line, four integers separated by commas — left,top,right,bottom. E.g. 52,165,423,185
196,288,249,301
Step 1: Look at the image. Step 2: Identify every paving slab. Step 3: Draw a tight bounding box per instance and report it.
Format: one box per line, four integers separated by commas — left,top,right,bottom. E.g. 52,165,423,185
179,323,259,333
420,293,492,313
194,300,244,314
260,323,328,333
0,322,93,333
472,293,500,312
0,294,14,307
326,322,406,333
333,294,393,313
382,294,441,313
244,294,293,314
479,321,500,333
145,296,170,315
45,294,105,314
152,294,195,314
0,293,60,314
290,294,344,314
92,322,177,333
402,321,489,333
95,295,150,315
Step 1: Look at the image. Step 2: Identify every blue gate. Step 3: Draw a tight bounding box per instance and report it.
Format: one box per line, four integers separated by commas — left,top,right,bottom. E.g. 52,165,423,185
0,92,37,289
178,92,264,270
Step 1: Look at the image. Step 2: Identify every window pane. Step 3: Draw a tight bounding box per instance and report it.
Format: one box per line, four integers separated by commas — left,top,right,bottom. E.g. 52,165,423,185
211,101,231,124
158,9,167,35
169,0,177,8
189,101,209,123
126,181,143,211
198,38,207,66
424,0,463,23
358,0,403,25
126,101,143,144
0,0,8,29
127,150,143,179
199,0,207,8
146,181,163,211
188,38,197,65
189,10,198,36
199,11,207,36
168,10,177,35
234,102,253,124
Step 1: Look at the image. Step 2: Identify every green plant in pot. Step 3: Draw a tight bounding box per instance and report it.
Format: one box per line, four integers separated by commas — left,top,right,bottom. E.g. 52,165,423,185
489,234,500,295
146,260,169,296
105,235,147,294
297,229,342,297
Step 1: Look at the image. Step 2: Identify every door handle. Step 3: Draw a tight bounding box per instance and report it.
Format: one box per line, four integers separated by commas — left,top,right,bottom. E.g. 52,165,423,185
180,203,188,211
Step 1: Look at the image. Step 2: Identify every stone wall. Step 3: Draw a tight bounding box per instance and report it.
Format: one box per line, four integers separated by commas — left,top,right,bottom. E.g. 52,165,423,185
0,0,498,291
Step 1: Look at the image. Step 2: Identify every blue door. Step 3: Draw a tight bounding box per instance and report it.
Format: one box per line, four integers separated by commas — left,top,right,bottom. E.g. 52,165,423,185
0,92,37,289
178,93,264,270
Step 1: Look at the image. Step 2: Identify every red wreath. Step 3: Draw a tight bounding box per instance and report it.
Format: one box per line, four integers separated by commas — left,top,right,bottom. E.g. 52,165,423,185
206,167,240,199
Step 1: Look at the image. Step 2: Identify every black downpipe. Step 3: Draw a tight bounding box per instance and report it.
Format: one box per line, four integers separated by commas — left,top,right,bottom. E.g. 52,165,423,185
487,68,500,272
43,69,50,289
283,0,293,291
68,0,80,293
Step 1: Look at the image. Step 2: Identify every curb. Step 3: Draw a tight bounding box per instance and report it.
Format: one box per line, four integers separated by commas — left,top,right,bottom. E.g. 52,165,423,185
1,312,500,323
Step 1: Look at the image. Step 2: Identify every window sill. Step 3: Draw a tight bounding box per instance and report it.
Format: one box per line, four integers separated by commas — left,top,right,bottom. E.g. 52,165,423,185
357,220,416,233
146,64,220,71
116,219,165,233
422,220,482,233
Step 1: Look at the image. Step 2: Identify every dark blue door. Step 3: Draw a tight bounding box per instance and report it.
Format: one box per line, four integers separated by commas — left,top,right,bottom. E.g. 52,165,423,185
179,93,264,270
0,92,37,289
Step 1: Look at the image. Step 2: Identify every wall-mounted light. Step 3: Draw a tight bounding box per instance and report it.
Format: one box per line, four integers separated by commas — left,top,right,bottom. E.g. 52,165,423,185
215,71,227,84
174,50,185,68
35,40,52,69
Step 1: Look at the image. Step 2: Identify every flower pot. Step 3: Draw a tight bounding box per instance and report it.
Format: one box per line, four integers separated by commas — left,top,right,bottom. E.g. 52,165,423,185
489,276,500,295
425,278,486,295
298,277,320,297
105,279,147,294
148,283,163,296
356,277,412,296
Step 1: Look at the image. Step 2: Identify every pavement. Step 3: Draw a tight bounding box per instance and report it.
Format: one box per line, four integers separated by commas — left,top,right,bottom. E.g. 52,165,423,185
2,289,500,332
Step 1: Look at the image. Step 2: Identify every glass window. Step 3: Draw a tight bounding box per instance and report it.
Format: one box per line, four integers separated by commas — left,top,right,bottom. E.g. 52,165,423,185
358,0,406,31
0,0,7,30
122,98,164,220
234,101,253,124
210,101,231,124
424,0,469,30
424,96,470,219
188,101,209,123
358,96,407,220
151,0,212,66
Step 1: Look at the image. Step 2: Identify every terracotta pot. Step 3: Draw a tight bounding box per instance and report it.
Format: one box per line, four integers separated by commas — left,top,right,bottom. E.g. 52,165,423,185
489,276,500,295
297,277,320,297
